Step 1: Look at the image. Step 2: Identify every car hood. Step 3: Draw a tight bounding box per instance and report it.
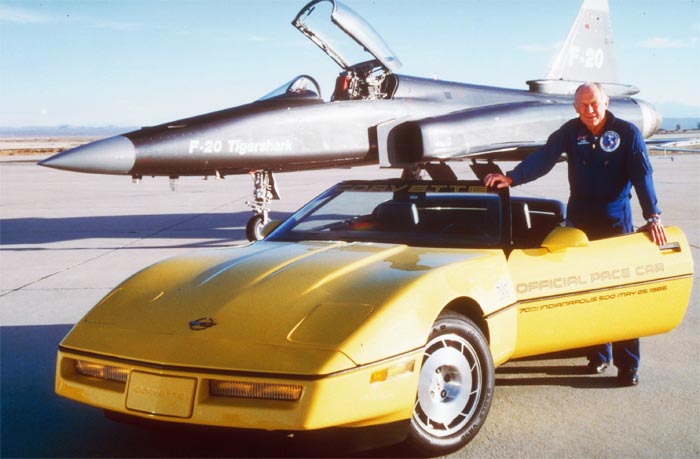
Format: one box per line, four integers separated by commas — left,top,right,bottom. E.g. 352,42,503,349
62,240,495,375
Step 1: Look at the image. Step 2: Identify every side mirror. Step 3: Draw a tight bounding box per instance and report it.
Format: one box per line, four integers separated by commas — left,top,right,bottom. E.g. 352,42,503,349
541,226,589,253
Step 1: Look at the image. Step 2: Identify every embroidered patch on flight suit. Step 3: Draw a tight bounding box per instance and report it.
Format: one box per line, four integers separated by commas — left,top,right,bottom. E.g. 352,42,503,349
600,130,621,152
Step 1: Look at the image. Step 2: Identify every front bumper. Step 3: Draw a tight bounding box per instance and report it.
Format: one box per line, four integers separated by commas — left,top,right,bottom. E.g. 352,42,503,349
55,348,422,431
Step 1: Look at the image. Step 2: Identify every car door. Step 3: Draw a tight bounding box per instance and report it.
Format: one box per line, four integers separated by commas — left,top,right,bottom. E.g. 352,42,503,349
506,226,693,359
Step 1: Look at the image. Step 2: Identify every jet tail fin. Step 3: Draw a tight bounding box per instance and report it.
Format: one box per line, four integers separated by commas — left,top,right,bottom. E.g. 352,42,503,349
527,0,639,96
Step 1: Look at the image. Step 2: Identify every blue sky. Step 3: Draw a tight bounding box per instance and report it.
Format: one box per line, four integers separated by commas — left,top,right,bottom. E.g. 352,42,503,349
1,0,698,127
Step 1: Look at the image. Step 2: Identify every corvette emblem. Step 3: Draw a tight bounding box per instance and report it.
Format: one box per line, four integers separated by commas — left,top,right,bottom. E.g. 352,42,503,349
600,130,621,152
189,317,217,331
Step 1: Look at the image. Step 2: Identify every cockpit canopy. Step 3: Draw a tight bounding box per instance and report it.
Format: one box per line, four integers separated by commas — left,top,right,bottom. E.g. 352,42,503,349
258,0,403,104
292,0,402,72
258,75,322,102
292,0,401,101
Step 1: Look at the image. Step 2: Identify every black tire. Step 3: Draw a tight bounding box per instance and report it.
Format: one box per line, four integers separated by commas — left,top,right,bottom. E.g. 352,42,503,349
404,310,495,456
245,214,265,241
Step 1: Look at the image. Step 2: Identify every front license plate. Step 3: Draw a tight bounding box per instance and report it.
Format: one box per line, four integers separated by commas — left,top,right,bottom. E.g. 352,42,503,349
126,372,196,418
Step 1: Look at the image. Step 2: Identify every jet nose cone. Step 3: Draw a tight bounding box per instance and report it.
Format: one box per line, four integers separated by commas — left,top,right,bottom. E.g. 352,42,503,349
39,135,136,175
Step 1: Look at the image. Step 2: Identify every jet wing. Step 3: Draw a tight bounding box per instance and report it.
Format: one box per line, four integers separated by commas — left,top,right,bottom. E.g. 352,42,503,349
646,137,700,154
456,143,546,161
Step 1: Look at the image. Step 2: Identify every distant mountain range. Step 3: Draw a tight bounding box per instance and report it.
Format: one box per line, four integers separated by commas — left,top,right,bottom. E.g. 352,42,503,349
655,102,700,131
1,118,698,138
0,125,138,137
660,118,700,131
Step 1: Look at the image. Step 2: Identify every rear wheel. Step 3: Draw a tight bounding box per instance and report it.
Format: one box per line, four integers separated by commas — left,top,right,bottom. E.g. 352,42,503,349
405,311,494,456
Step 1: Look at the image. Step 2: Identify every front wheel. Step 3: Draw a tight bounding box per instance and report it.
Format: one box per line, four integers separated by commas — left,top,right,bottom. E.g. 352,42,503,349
245,214,265,241
405,311,495,456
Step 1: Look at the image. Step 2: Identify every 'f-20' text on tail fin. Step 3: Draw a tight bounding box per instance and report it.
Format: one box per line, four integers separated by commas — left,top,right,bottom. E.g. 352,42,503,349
528,0,639,96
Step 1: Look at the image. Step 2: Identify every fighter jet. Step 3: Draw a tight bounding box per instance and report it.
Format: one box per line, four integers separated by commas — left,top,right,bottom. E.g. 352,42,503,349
40,0,662,240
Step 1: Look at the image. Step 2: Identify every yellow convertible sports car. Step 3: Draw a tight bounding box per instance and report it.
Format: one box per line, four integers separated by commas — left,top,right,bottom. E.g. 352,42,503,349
55,179,694,456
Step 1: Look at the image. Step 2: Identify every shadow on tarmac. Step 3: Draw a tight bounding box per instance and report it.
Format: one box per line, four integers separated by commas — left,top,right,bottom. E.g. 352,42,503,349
0,325,402,458
495,370,623,389
0,211,292,248
495,351,626,389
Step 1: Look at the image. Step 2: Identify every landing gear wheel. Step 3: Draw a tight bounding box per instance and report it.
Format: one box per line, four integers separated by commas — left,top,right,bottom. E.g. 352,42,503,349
245,169,279,242
246,214,265,241
405,311,494,456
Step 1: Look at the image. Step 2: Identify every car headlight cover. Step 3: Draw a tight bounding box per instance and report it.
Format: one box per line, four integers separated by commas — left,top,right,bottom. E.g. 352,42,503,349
74,359,129,383
209,380,303,401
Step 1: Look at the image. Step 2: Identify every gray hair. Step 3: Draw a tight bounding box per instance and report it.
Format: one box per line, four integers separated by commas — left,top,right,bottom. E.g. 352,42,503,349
575,82,608,100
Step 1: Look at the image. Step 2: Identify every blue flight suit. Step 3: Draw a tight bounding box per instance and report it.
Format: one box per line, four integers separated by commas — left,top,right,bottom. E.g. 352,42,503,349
506,111,661,371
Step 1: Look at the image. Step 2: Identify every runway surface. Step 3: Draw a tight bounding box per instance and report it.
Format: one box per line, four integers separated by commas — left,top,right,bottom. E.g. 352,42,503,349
1,153,698,458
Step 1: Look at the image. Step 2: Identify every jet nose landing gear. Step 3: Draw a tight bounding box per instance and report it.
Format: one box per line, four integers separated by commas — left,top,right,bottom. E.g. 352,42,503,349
245,169,280,241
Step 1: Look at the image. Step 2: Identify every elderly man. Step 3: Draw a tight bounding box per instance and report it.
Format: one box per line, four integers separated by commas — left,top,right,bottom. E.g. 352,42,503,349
485,82,666,386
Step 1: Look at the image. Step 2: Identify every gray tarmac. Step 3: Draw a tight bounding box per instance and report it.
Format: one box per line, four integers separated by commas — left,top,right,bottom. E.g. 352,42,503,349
1,153,698,458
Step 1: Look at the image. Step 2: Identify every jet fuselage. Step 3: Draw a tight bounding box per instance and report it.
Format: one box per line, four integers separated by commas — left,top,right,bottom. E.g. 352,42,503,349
40,75,660,178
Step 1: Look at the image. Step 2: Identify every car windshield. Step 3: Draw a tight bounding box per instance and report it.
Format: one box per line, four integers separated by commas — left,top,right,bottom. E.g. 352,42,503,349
267,181,504,248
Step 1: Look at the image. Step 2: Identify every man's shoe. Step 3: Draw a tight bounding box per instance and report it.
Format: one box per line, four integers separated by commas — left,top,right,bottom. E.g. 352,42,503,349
587,361,608,374
617,369,639,386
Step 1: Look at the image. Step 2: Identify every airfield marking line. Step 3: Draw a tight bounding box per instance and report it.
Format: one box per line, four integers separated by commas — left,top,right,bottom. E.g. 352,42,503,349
0,247,126,299
0,198,243,300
